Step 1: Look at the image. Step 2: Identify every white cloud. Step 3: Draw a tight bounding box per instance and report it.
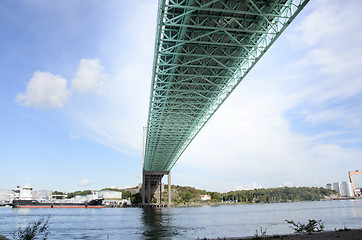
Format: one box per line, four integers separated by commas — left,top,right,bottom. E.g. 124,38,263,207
71,58,108,94
305,108,345,125
69,132,80,140
15,2,157,155
176,84,309,189
298,1,362,102
64,2,157,153
65,64,150,154
15,71,71,108
282,182,294,187
79,178,90,186
299,2,346,47
16,58,109,110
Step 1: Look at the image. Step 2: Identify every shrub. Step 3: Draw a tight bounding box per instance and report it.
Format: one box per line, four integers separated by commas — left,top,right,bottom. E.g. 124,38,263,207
285,219,324,234
253,227,267,239
13,217,50,240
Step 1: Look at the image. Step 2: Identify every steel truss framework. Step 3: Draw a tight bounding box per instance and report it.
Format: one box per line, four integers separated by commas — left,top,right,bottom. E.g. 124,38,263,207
144,0,309,172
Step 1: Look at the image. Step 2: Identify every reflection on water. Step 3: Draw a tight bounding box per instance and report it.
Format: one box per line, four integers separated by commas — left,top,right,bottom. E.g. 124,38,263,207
14,208,30,214
352,200,361,217
141,207,178,239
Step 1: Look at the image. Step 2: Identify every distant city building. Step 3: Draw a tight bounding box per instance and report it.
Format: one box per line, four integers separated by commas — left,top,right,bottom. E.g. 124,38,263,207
99,190,128,207
99,190,122,200
32,190,53,201
333,182,341,193
326,182,354,197
0,189,14,205
199,194,211,201
74,195,87,202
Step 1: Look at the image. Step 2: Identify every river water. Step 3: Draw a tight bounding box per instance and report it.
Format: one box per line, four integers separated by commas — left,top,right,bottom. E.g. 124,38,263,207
0,199,361,239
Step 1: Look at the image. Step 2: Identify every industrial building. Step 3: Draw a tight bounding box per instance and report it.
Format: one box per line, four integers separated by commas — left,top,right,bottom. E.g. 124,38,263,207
99,190,130,207
326,182,354,197
0,189,14,205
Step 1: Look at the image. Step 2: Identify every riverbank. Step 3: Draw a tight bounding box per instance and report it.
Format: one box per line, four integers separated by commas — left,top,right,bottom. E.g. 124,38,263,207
209,229,362,240
170,196,360,207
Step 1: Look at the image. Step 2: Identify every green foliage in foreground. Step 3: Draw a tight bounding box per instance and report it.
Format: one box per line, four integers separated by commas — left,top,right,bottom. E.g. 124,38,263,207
254,227,267,237
285,219,324,234
198,219,328,239
12,217,50,240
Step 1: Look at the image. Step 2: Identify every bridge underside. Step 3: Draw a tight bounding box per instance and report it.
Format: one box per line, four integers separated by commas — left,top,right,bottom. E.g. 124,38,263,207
142,0,309,203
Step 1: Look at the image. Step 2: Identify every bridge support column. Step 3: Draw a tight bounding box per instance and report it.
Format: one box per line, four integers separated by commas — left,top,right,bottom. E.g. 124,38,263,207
157,179,162,204
168,171,171,206
142,171,168,206
147,174,151,204
141,179,145,205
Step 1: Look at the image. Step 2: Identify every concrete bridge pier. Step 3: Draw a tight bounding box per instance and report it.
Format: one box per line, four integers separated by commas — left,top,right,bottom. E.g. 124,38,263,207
141,171,171,206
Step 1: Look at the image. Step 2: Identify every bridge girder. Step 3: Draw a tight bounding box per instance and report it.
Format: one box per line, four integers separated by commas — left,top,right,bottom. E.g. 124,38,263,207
144,0,309,172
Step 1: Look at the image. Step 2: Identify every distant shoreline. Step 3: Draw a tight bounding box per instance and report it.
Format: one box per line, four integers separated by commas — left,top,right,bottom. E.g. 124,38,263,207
170,197,361,208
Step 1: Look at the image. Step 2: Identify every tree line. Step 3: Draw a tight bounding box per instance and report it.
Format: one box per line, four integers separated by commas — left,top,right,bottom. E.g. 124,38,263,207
162,186,336,204
216,187,335,203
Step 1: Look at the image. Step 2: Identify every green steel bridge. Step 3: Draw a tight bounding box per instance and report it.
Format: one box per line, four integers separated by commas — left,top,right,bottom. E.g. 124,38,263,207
141,0,309,205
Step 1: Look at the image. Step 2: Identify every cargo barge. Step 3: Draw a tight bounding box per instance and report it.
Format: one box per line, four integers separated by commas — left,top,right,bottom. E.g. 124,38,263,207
12,199,104,208
12,183,104,208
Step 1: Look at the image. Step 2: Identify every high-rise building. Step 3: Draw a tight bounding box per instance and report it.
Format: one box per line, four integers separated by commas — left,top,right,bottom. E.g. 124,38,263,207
333,182,341,193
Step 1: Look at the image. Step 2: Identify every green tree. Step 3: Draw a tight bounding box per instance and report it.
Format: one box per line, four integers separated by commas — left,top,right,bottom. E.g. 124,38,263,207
52,191,65,199
130,193,142,204
67,190,92,199
122,190,132,199
101,188,122,192
210,192,222,201
182,192,193,202
286,219,324,234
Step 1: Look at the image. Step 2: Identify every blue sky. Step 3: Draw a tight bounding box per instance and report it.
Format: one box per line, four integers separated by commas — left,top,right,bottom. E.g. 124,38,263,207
1,0,361,192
